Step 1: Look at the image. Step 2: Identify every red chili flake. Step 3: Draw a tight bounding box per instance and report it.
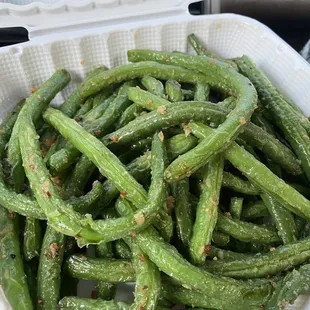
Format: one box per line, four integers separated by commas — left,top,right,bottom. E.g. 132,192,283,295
139,254,145,262
111,135,119,143
157,105,167,115
204,244,212,256
46,242,60,259
120,192,128,199
31,86,39,94
239,117,247,125
129,230,136,237
37,299,44,307
43,136,56,148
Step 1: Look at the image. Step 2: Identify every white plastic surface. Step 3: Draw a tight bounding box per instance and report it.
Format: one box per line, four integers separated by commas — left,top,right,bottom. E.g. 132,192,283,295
1,12,310,310
0,0,196,39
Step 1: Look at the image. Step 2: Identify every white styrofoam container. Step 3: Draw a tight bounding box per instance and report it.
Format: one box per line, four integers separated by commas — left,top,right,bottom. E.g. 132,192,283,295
1,1,310,309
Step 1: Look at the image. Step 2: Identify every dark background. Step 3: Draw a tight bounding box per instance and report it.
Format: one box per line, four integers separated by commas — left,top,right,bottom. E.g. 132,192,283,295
1,1,310,52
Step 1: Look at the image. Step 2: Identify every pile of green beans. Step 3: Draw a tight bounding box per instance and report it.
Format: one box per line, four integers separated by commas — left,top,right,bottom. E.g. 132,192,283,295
2,33,310,310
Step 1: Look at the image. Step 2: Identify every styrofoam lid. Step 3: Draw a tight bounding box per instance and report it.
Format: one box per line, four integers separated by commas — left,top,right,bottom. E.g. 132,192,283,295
0,0,199,38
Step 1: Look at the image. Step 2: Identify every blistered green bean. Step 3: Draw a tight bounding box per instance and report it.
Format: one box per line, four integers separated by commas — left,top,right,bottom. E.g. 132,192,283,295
190,155,224,265
23,217,42,261
189,122,310,221
204,236,310,279
141,76,165,97
65,255,135,282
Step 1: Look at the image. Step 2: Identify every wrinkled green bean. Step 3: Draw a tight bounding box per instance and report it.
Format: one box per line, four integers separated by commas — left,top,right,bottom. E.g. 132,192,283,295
204,236,310,279
23,217,42,261
189,122,310,221
127,50,257,182
190,155,224,265
65,255,135,282
7,69,70,192
37,226,65,310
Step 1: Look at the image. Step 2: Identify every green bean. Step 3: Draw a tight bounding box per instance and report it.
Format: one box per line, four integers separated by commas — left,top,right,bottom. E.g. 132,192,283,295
166,133,198,160
0,99,25,158
115,103,144,129
95,210,116,301
217,96,236,110
216,212,280,244
0,177,102,221
65,255,135,282
189,122,310,221
114,239,132,259
265,264,310,310
0,207,33,310
261,194,297,245
131,241,161,310
251,113,276,136
7,69,70,192
230,197,243,220
295,216,307,239
212,231,230,247
235,55,310,181
194,83,210,101
222,171,260,195
37,226,65,310
116,202,274,309
21,108,171,246
204,236,310,279
128,86,170,110
66,180,103,214
172,178,193,253
241,201,269,220
73,97,94,121
84,81,136,136
105,96,301,176
187,33,238,70
43,108,172,244
190,155,224,265
49,81,136,173
63,156,95,198
118,137,152,164
23,217,42,261
208,246,251,261
181,88,194,100
141,76,165,97
41,67,109,163
81,91,115,123
48,143,81,174
98,133,194,215
102,101,226,147
238,121,302,176
125,51,256,181
115,132,171,243
60,66,107,118
165,79,183,102
71,56,256,184
58,297,130,310
161,282,260,310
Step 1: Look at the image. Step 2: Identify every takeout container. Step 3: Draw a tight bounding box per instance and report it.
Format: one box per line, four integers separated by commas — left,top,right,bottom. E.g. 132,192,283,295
1,1,310,309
